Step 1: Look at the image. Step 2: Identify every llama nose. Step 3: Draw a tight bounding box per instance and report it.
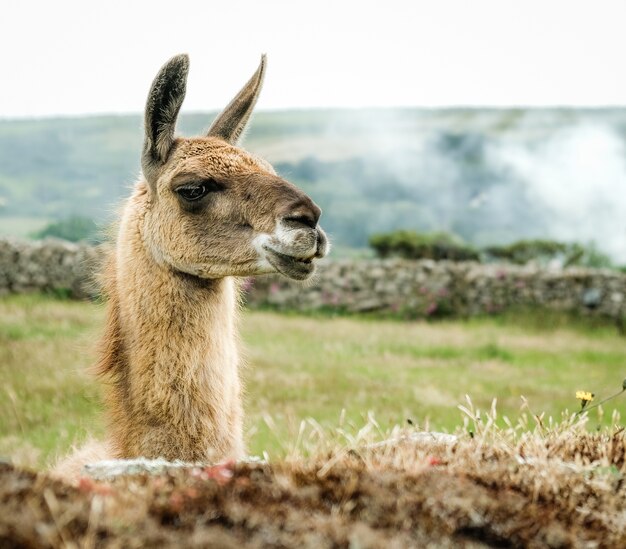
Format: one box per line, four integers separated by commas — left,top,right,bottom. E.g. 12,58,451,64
282,201,321,229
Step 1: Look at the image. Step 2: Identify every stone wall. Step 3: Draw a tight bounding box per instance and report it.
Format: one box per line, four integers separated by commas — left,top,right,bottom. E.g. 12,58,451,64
0,238,104,299
245,260,626,321
1,238,625,321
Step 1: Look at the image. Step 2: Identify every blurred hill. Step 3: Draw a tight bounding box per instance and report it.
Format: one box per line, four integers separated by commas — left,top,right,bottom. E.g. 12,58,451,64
0,108,625,259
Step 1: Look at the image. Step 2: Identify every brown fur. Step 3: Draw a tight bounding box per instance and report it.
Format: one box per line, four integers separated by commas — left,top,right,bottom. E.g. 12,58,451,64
54,54,327,477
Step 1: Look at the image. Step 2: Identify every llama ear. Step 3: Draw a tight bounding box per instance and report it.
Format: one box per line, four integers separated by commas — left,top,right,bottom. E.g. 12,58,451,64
142,54,189,174
207,55,266,145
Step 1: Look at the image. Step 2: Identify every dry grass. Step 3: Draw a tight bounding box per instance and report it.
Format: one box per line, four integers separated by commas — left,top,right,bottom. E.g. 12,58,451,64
2,410,625,547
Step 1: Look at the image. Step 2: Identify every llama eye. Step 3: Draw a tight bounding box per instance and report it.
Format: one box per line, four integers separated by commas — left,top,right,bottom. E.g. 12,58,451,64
177,185,207,201
176,180,221,202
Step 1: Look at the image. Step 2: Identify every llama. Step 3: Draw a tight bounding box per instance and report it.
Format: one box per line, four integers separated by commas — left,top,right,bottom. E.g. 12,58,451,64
55,54,327,475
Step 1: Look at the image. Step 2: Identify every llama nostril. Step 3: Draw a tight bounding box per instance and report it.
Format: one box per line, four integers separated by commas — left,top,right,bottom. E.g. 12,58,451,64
284,213,317,230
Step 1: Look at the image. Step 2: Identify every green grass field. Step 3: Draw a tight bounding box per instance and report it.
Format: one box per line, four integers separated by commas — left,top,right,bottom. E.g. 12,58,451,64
1,294,625,468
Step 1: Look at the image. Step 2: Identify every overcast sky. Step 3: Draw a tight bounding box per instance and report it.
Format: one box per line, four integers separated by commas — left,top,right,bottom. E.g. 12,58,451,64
2,0,626,117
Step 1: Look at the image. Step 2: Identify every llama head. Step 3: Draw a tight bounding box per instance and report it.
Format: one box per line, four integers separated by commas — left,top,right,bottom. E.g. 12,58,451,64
140,54,328,281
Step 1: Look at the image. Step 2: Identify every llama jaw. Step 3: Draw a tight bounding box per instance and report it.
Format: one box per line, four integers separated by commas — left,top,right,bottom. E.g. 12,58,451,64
262,245,317,280
255,225,328,280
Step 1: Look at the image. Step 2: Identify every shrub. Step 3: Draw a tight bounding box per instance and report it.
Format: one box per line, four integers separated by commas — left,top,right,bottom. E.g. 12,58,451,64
484,239,613,268
370,233,617,270
369,230,479,261
570,242,614,269
33,216,99,243
484,239,567,265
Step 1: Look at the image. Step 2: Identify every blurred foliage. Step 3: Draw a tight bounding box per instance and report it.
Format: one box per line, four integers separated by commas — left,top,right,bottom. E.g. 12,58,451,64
0,113,550,251
484,240,571,265
0,110,622,265
33,216,99,243
485,239,613,268
572,243,615,269
370,231,616,269
369,230,479,261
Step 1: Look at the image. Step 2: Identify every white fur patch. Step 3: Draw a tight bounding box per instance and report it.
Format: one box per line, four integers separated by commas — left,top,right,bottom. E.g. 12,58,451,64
257,222,317,259
253,233,274,271
274,223,298,248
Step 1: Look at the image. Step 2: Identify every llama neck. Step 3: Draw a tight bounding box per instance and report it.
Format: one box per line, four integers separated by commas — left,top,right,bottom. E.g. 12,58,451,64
99,187,243,462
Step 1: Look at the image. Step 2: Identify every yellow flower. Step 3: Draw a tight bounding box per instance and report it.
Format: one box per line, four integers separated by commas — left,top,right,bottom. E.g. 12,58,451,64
576,391,594,409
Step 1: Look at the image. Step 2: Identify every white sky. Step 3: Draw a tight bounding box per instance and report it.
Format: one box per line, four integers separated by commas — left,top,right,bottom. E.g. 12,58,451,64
2,0,626,117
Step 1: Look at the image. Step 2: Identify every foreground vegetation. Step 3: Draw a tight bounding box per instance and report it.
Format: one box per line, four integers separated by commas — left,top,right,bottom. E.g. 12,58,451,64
1,294,625,470
2,414,625,547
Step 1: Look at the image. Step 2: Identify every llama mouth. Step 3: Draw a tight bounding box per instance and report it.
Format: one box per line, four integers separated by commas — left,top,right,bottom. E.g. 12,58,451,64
263,246,316,280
